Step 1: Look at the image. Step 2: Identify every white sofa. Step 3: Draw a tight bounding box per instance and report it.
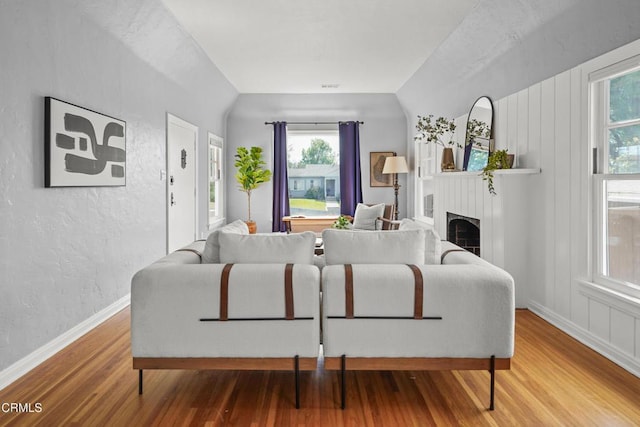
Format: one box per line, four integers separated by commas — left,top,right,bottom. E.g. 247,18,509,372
130,220,514,410
131,222,320,408
320,226,514,410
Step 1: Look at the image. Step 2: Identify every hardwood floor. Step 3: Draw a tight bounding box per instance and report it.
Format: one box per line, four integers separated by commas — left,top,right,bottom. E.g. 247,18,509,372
1,309,639,426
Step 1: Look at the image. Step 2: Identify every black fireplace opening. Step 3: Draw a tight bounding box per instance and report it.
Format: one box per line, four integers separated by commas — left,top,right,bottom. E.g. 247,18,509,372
447,212,480,256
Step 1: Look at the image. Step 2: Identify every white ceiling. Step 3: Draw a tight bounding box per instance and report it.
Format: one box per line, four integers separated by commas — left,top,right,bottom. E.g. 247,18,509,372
161,0,478,94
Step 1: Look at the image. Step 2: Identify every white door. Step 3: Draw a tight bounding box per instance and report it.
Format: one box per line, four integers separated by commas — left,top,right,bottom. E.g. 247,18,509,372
167,114,197,253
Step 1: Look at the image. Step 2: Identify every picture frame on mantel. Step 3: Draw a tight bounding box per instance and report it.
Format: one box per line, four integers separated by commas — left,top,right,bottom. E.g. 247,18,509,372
44,97,126,187
370,151,395,187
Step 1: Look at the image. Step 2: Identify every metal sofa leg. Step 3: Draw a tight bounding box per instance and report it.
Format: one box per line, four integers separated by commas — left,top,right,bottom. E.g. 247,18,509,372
490,355,495,410
341,354,346,410
294,355,300,409
139,370,143,395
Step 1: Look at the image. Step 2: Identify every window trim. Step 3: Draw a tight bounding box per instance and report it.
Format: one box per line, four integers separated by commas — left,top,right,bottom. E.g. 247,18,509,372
208,133,224,229
286,128,340,218
590,61,640,298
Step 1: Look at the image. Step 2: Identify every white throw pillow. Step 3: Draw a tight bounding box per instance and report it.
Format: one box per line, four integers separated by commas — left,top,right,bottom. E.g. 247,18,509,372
398,218,442,264
352,203,385,230
201,220,249,264
218,231,316,264
322,229,425,265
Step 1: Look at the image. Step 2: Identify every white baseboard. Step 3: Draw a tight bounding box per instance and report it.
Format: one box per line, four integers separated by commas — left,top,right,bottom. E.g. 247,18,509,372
0,294,131,391
528,302,640,378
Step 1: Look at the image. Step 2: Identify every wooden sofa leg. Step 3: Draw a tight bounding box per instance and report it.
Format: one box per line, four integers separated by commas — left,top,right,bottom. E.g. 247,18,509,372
294,355,300,409
138,370,143,395
489,355,495,410
341,354,346,410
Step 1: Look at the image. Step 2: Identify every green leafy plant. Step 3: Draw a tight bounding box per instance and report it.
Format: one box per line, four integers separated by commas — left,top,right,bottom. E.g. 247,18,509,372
332,215,351,230
465,118,491,145
481,149,511,195
234,146,271,221
414,115,461,148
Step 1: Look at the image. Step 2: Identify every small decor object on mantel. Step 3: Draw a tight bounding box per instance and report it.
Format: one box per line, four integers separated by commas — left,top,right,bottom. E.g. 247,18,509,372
234,146,271,233
332,215,352,230
414,114,460,171
481,149,512,195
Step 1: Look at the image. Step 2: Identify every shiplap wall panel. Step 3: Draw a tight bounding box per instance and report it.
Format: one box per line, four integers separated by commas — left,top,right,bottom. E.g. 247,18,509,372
496,97,509,152
528,83,542,170
570,67,590,329
429,39,640,373
611,309,635,356
636,319,640,358
507,93,518,154
554,70,573,319
528,83,545,305
493,176,505,268
589,299,610,342
540,77,557,308
517,89,529,168
482,181,494,263
461,177,469,216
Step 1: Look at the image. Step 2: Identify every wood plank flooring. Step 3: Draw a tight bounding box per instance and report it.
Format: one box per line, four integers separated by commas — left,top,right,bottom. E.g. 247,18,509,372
1,309,639,426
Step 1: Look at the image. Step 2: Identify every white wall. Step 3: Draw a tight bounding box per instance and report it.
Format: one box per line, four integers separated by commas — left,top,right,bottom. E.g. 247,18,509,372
226,94,407,232
397,0,640,376
508,39,640,376
0,0,237,372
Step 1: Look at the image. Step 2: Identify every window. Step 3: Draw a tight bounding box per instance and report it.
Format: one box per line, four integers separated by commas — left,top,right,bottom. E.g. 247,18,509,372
287,130,340,216
208,133,223,227
591,60,640,295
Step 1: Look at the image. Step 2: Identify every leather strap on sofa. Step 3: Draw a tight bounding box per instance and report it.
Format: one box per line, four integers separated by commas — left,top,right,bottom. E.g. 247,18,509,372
218,264,296,321
441,249,467,263
175,248,202,262
344,264,354,319
285,264,294,320
219,264,234,321
342,264,424,319
407,264,423,319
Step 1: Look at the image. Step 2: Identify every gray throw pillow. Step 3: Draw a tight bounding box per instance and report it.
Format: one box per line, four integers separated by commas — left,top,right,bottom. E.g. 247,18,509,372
352,203,385,230
201,219,249,263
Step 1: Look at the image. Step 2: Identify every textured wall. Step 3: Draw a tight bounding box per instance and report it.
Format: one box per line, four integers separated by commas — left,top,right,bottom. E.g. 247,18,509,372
227,94,407,232
397,0,640,119
396,0,640,226
0,0,237,371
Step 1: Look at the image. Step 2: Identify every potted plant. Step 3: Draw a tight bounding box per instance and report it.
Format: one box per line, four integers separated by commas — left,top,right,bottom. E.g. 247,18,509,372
481,149,513,195
234,146,271,233
414,115,461,171
332,215,352,230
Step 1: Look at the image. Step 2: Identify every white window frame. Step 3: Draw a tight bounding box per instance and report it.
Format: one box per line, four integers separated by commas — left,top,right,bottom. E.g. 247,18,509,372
286,128,340,217
589,55,640,298
208,133,224,229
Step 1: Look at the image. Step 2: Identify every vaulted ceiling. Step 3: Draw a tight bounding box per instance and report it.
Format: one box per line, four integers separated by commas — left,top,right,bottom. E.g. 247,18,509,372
161,0,478,93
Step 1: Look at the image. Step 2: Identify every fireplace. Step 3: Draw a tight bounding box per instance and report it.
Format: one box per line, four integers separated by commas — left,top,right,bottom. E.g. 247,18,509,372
447,212,480,256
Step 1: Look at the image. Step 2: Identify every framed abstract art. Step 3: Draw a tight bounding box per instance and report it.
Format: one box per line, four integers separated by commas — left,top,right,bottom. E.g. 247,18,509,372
45,97,126,187
369,151,395,187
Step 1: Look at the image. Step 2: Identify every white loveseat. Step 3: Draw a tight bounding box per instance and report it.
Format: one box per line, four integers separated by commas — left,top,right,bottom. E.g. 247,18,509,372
131,220,514,410
131,221,320,408
320,226,515,409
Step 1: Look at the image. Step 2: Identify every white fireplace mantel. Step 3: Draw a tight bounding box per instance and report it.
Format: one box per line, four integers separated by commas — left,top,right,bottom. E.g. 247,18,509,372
432,169,540,307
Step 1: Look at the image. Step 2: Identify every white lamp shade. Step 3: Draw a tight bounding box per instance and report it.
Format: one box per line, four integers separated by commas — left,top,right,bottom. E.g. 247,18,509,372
382,156,409,174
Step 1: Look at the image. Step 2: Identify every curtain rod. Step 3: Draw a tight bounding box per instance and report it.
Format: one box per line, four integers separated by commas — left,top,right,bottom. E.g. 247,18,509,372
264,121,364,125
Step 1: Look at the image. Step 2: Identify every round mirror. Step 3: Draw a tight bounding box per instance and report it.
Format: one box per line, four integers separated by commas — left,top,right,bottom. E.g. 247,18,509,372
463,96,493,171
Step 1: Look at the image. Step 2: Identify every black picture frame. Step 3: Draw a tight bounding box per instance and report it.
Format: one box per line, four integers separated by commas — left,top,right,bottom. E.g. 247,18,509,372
45,97,126,187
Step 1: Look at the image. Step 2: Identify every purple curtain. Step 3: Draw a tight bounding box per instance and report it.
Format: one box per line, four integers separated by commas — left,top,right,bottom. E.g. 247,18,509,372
272,122,290,232
339,121,363,216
